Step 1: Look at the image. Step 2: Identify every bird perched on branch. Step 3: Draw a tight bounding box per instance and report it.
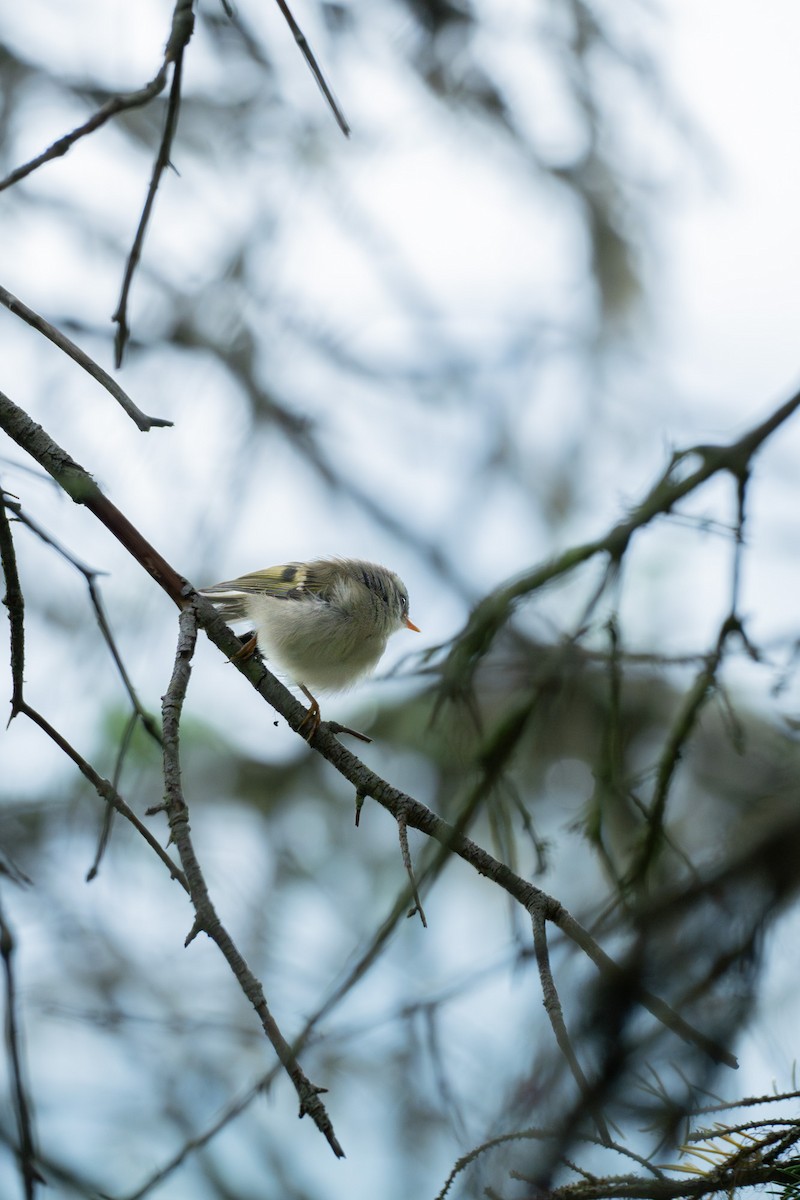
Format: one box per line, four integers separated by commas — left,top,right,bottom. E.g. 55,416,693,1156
201,557,419,741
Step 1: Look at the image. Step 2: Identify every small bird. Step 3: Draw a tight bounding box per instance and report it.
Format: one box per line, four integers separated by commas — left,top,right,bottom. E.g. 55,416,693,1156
200,558,419,740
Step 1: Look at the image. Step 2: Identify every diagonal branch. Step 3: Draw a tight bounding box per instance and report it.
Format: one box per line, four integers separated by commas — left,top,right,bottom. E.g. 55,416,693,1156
17,702,189,892
160,606,345,1157
440,387,800,697
272,0,350,136
0,72,169,194
0,286,171,431
0,0,195,196
0,900,43,1200
531,903,611,1143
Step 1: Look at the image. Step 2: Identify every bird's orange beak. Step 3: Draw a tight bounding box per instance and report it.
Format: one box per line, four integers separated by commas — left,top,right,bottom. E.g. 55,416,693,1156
405,616,420,632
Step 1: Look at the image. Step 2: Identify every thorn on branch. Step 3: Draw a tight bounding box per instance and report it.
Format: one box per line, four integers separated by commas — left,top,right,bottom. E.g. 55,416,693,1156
184,916,204,947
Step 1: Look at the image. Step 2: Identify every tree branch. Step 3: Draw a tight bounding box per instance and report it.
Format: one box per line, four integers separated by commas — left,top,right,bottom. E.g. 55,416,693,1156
0,0,196,196
0,286,171,431
112,28,192,366
440,387,800,696
160,606,345,1158
0,900,42,1199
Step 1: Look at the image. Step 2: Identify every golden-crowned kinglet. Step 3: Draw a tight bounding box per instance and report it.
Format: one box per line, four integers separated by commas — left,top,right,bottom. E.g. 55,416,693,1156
201,558,419,738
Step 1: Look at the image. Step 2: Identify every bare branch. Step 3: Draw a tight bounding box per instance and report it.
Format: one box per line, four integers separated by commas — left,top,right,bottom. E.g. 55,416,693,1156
631,614,743,883
0,0,196,197
0,286,171,431
0,71,169,194
441,388,800,697
0,900,43,1199
273,0,350,136
8,498,162,746
160,606,345,1158
113,36,191,366
531,904,610,1143
0,490,25,722
17,701,188,891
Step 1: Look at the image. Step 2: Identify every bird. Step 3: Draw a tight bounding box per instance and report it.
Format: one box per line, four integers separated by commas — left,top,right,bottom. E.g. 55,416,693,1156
200,557,419,740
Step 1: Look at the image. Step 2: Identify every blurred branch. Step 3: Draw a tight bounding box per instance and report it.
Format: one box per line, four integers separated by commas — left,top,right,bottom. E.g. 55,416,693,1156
15,701,189,891
0,285,172,431
119,1068,278,1200
0,899,42,1200
441,387,800,697
158,605,345,1158
0,1119,105,1197
632,613,742,884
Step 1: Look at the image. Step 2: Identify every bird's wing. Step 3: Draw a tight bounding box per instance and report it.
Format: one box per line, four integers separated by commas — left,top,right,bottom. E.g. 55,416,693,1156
202,563,306,599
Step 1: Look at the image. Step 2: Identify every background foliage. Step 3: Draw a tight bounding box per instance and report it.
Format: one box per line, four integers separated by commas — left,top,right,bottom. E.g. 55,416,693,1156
2,1,800,1198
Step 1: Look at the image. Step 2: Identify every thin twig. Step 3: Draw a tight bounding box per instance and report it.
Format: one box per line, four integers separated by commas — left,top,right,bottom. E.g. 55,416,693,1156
273,0,350,136
440,388,800,696
161,606,345,1158
0,0,195,195
631,613,743,884
0,286,171,431
8,500,166,742
0,73,169,195
113,32,191,366
531,904,611,1143
86,709,139,882
19,702,188,891
119,1067,278,1200
0,490,25,721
